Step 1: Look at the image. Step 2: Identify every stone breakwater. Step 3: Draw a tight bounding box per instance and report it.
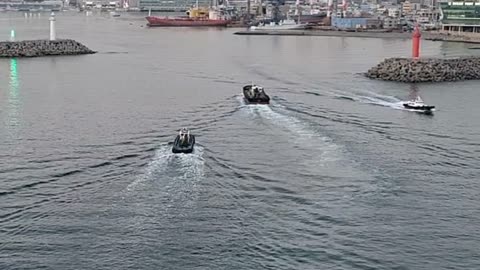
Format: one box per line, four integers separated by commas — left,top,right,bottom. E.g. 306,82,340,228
366,57,480,83
0,39,96,58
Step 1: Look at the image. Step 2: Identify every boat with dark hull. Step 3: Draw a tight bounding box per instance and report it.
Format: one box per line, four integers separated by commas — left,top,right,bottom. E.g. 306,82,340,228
172,128,195,154
243,84,270,104
403,96,435,113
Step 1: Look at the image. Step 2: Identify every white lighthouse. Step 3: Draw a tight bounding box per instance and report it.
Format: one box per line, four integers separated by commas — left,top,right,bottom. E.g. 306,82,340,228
49,12,56,41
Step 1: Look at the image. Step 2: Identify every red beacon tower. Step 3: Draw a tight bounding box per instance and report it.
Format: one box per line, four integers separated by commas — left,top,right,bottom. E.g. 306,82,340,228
412,24,421,59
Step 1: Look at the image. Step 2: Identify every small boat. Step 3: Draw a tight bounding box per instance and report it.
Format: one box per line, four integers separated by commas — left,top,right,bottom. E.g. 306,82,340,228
172,128,195,154
403,96,435,112
243,84,270,104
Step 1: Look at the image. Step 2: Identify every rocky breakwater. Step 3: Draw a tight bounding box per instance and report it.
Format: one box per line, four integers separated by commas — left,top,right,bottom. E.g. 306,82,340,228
0,39,96,58
366,57,480,83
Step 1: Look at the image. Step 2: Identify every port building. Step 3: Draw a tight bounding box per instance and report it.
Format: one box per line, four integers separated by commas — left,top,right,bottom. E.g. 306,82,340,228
0,0,62,11
439,0,480,33
139,0,219,11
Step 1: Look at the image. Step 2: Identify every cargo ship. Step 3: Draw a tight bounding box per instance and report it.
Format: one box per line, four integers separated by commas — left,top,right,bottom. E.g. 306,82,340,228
146,6,231,27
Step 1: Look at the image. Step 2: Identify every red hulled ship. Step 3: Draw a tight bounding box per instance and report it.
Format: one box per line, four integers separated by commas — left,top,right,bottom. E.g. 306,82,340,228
146,7,231,27
146,16,231,27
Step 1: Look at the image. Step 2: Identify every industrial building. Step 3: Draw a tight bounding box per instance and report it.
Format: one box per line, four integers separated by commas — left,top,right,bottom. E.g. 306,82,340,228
138,0,249,11
331,17,382,29
138,0,210,11
137,0,302,12
439,0,480,33
383,16,400,28
0,0,62,11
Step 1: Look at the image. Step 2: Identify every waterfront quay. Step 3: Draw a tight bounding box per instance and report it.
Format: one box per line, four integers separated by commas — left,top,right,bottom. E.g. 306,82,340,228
233,28,480,44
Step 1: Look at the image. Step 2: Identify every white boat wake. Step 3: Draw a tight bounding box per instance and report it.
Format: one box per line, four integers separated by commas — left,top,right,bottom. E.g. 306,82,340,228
236,95,340,166
126,144,205,194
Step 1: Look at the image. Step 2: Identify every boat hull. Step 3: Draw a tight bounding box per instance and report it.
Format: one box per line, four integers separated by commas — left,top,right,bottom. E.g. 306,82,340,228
250,24,310,31
243,85,270,104
146,16,230,27
244,98,270,105
172,135,195,154
403,104,435,111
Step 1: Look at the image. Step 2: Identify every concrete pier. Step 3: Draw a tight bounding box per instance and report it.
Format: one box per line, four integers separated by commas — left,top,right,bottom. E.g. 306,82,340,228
234,30,414,39
233,29,480,44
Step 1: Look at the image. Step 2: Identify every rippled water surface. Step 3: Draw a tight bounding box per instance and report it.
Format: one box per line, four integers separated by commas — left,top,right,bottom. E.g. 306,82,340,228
1,12,480,270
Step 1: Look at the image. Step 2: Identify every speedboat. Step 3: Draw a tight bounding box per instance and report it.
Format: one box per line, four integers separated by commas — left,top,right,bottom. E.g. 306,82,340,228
243,84,270,104
172,128,195,154
403,96,435,112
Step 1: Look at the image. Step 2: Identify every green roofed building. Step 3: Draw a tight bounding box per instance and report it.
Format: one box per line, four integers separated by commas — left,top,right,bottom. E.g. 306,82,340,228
440,0,480,32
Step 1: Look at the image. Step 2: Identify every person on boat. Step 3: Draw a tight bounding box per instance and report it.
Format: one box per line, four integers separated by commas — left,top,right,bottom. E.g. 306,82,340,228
258,87,264,96
252,86,260,98
249,86,256,97
179,128,189,146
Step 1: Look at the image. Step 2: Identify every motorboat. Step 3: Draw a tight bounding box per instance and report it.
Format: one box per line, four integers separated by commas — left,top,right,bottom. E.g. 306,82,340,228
403,96,435,112
243,84,270,104
172,128,195,154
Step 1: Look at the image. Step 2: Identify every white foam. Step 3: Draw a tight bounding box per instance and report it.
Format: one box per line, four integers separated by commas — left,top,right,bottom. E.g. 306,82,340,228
156,146,205,216
116,145,206,233
126,145,174,192
172,146,205,183
335,90,425,112
238,98,340,166
235,94,270,116
126,145,205,193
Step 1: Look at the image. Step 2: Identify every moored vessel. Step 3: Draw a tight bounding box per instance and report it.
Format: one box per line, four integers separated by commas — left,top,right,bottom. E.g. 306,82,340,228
146,5,231,27
249,19,311,31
